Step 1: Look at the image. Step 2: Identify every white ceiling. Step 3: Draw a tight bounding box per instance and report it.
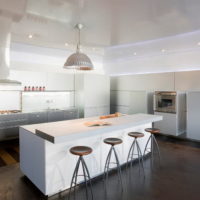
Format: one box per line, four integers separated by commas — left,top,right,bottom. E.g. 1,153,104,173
10,0,200,51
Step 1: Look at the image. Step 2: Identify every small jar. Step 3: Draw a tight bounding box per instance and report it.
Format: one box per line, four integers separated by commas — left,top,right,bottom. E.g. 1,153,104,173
32,86,35,91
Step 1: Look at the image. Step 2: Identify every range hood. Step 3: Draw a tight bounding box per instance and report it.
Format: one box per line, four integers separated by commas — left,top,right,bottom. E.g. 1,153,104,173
0,17,21,86
0,79,21,85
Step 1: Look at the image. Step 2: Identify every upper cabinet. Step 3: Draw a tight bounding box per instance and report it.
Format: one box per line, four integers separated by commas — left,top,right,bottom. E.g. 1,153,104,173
10,70,74,91
10,70,46,87
46,73,74,91
75,74,110,117
175,71,200,91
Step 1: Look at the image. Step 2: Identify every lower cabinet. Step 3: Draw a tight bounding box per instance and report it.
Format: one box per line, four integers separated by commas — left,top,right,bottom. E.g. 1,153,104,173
28,112,48,124
0,109,78,141
63,109,78,120
0,114,29,140
48,111,64,122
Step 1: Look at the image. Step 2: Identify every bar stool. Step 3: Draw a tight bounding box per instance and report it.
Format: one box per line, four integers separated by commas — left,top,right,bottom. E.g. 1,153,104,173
103,138,123,188
69,146,93,200
143,128,161,165
126,132,145,175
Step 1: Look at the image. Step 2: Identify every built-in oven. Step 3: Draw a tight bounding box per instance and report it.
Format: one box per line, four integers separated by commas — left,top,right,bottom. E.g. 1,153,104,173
154,91,176,113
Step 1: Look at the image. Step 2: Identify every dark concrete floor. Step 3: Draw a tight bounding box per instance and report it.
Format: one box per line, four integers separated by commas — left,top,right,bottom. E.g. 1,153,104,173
0,136,200,200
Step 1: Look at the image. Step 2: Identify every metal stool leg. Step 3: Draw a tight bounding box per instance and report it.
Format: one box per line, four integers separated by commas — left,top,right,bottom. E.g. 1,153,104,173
81,157,94,200
152,135,161,164
126,139,136,170
135,139,145,177
143,135,151,156
68,157,81,200
69,156,93,200
104,145,123,190
143,134,161,167
81,157,89,199
151,134,154,167
113,147,123,189
103,147,112,186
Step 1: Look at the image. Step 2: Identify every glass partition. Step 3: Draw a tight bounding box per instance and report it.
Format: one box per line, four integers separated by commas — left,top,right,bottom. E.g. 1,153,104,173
22,91,75,113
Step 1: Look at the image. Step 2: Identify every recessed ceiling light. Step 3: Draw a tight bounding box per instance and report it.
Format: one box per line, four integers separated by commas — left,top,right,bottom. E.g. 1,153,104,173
134,52,137,56
28,34,33,39
197,42,200,46
161,49,166,53
65,43,69,46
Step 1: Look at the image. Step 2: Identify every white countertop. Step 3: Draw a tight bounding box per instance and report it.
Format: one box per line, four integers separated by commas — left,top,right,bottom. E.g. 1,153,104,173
21,113,162,143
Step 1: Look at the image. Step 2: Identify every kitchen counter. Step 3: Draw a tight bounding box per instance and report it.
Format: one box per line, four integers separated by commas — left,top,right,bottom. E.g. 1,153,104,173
22,113,162,143
0,108,78,141
20,113,162,196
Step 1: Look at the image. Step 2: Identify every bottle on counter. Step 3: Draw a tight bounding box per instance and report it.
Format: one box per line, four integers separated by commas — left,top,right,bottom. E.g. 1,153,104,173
24,86,27,91
28,86,31,91
42,86,45,91
39,86,42,91
32,86,35,91
36,86,39,91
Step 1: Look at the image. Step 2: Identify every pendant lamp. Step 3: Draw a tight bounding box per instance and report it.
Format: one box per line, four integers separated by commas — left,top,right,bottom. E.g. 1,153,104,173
64,24,93,70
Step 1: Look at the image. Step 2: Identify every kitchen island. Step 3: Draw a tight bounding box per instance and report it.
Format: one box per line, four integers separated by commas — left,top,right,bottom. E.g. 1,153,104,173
20,113,162,196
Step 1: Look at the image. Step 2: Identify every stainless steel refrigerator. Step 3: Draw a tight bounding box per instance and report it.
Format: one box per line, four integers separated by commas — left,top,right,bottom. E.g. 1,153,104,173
187,91,200,141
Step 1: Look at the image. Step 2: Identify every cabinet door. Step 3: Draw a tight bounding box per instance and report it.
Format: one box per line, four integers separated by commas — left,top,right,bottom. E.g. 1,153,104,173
28,112,48,124
47,111,64,122
154,112,177,135
46,73,74,91
63,109,78,120
10,70,47,87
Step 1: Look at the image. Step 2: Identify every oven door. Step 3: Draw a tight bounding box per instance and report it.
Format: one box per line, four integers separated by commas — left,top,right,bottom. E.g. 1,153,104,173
154,92,176,113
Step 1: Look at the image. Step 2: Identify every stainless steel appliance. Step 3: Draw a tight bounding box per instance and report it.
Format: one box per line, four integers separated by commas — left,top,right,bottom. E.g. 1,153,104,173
154,91,176,113
154,91,186,136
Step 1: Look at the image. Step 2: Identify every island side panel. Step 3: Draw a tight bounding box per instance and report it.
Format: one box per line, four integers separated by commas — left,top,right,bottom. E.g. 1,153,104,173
44,122,152,196
44,133,102,196
20,128,46,194
100,123,151,171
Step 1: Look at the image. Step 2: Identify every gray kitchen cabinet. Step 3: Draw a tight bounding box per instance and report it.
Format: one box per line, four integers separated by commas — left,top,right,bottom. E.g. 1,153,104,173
28,112,48,124
0,109,78,141
47,110,65,122
0,113,29,140
2,127,19,140
48,109,78,122
63,109,78,120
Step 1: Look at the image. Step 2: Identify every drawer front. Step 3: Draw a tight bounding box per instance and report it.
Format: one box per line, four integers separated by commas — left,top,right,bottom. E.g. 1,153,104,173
28,112,48,124
63,109,78,120
0,114,28,129
47,111,64,122
0,127,19,140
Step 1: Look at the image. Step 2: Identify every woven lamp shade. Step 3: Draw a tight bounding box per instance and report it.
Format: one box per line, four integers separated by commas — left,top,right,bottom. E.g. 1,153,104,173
64,51,93,71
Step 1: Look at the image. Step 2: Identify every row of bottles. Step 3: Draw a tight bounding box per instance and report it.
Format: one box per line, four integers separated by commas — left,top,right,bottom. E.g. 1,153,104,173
24,86,46,91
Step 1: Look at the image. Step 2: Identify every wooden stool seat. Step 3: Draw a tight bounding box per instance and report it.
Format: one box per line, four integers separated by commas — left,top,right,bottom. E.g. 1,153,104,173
104,137,122,145
145,128,160,134
70,146,92,156
128,132,144,138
